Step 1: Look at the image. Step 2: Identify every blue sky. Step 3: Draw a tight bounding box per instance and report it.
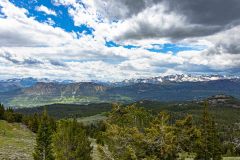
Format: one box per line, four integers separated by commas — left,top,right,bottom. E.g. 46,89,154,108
9,0,95,34
0,0,239,81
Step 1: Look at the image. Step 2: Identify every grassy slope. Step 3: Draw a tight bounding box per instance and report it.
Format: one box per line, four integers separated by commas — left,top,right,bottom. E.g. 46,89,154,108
0,120,35,160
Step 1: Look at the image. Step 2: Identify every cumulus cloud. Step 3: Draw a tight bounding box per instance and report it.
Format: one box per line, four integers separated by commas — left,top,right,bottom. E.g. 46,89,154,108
93,0,156,20
205,25,240,55
110,4,221,41
0,0,239,81
92,0,240,41
36,5,57,16
0,0,73,47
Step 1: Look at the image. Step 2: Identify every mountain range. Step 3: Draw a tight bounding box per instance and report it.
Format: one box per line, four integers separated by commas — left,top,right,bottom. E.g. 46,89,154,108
0,74,240,108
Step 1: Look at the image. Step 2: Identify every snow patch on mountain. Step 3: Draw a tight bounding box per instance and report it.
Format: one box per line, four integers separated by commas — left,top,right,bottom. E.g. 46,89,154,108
118,74,240,85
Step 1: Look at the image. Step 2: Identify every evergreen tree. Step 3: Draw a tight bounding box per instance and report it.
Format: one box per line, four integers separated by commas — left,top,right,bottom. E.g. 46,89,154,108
5,107,14,113
53,119,92,160
104,122,144,160
28,113,40,133
0,105,23,123
108,104,152,129
210,119,222,160
175,115,200,154
104,105,150,159
195,102,222,160
33,110,54,160
0,103,5,119
145,112,177,159
232,123,240,156
4,108,13,122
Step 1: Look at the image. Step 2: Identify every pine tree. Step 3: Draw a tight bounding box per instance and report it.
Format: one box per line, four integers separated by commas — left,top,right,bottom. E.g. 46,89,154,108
33,110,54,160
105,105,152,159
4,108,16,123
53,119,92,160
108,104,152,129
145,112,177,159
210,119,222,160
195,102,222,160
104,122,145,160
28,113,40,133
0,103,5,120
175,115,200,154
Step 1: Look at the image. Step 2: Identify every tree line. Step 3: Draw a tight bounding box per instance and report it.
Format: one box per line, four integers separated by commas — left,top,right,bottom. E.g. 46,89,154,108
1,102,240,159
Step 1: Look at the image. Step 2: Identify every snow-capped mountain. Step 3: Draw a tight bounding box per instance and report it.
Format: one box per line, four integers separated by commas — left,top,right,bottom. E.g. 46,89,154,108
0,77,75,86
0,74,240,107
118,74,240,85
1,75,239,87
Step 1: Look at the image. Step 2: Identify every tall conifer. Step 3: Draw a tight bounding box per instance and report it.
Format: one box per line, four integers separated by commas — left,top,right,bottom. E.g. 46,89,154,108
195,102,222,160
0,103,4,119
33,109,54,160
53,119,92,160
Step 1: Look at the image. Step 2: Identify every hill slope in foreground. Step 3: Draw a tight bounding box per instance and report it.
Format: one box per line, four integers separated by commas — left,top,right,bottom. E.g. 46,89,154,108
0,120,35,160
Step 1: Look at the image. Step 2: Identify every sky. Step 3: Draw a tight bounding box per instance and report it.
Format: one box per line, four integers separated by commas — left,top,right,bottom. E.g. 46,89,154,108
0,0,240,81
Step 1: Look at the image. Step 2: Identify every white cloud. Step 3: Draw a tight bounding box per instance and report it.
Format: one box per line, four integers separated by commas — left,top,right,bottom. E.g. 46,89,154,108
36,5,57,16
68,1,101,27
0,0,239,81
52,0,76,6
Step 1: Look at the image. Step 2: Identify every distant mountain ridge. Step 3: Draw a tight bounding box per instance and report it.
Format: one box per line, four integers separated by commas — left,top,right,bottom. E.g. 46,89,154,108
0,77,76,93
0,75,240,108
1,74,239,85
116,74,239,86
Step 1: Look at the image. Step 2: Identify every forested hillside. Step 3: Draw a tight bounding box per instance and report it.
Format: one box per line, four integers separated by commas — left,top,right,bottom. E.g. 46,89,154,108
1,99,240,159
